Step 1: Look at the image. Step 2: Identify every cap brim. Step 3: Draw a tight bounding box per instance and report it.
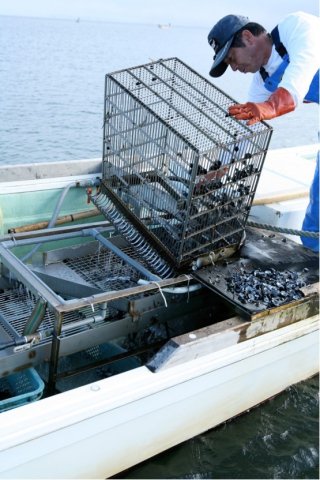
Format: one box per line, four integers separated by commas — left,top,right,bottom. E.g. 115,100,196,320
209,37,233,77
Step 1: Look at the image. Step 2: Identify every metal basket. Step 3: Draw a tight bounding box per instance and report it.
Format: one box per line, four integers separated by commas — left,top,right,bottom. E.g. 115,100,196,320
99,57,273,269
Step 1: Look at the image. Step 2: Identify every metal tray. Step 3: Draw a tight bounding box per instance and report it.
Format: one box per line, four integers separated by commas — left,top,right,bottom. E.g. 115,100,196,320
192,228,319,318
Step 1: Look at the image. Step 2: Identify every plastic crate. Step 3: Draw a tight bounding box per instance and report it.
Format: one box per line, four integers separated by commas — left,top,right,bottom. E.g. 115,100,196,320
98,57,273,269
0,368,44,413
37,342,141,392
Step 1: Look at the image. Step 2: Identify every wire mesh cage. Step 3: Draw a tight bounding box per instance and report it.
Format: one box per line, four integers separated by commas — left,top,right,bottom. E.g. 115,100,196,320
99,57,273,269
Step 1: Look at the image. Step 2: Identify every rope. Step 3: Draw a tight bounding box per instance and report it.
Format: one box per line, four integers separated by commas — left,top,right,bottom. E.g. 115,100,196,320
152,281,168,308
184,274,191,303
247,220,320,238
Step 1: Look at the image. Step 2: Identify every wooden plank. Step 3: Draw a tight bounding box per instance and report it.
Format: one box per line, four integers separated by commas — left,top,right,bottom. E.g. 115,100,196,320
148,286,319,371
251,282,319,322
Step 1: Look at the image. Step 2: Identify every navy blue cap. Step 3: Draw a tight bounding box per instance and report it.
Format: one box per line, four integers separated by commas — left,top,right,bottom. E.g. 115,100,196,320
208,14,250,77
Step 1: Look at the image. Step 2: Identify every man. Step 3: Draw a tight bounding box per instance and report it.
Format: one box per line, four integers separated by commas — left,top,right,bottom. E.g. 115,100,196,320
207,11,319,251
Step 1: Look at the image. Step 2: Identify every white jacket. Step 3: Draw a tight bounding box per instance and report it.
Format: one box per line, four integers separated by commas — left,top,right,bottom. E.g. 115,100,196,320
248,11,320,105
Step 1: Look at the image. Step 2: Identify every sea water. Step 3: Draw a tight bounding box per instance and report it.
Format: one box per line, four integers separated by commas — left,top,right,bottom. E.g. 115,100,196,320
0,15,318,166
0,15,319,479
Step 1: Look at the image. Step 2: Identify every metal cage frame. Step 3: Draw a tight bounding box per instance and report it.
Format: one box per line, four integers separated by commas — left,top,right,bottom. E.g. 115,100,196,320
100,57,273,268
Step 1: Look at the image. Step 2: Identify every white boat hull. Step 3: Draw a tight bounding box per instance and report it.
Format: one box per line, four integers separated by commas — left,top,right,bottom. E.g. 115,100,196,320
0,315,318,479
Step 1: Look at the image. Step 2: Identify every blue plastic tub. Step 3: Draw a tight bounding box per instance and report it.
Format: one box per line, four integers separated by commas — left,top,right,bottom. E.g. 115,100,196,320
0,368,44,413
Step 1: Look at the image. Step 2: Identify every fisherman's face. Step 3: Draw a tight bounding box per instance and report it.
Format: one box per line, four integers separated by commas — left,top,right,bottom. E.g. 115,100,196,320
224,31,265,74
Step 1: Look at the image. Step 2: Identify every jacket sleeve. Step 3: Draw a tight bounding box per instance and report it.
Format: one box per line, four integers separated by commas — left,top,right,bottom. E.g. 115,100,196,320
278,12,320,105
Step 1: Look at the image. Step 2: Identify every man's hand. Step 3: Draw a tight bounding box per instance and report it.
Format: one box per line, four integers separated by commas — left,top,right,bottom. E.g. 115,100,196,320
228,87,295,125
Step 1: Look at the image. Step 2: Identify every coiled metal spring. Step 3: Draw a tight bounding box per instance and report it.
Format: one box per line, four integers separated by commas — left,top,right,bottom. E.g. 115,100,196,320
91,192,174,279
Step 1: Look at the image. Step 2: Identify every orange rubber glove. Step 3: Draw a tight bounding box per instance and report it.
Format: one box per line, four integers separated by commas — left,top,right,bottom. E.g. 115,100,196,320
228,87,295,125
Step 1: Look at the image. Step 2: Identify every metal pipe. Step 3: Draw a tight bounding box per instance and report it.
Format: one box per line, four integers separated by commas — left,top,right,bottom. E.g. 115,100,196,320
48,310,64,393
9,209,102,234
3,226,160,281
0,330,51,352
61,314,105,332
21,179,100,262
0,244,67,309
61,302,108,331
1,230,88,249
88,228,161,282
0,306,108,351
56,274,192,313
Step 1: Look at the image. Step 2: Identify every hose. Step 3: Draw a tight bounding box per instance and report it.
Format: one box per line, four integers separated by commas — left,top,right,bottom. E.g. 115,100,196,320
137,278,202,294
21,179,100,263
23,297,47,335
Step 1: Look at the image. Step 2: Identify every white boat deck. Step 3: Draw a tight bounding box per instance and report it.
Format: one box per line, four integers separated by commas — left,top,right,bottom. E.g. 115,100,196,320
257,144,316,198
250,144,318,241
0,144,317,242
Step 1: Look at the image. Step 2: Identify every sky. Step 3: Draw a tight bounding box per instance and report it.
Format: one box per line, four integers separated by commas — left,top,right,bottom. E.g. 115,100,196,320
0,0,318,27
